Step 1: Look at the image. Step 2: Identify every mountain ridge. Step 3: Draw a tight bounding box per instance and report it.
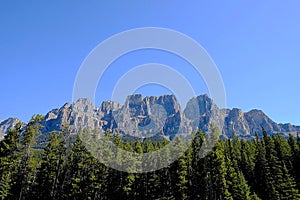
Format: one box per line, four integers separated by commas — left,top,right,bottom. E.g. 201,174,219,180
1,94,299,140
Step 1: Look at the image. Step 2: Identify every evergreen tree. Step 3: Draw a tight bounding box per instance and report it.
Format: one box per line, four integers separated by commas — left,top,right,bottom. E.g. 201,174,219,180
277,161,300,200
240,140,256,186
273,133,292,168
225,139,252,200
17,115,44,200
0,122,22,199
34,131,66,199
288,134,300,189
254,131,278,199
63,131,104,200
0,120,300,200
122,143,137,198
189,130,208,199
172,137,188,200
263,129,286,199
209,141,233,200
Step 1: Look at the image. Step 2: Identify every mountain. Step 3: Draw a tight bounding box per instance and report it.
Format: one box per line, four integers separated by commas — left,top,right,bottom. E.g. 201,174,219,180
42,94,193,140
0,94,299,140
185,95,300,139
0,118,21,140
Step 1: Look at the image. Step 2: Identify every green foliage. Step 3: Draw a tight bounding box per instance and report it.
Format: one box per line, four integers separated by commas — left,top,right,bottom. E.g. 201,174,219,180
0,122,300,200
0,122,22,199
17,115,44,200
34,131,67,199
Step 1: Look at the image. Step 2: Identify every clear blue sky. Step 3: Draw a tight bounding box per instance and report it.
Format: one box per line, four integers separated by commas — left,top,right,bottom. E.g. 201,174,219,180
0,1,299,125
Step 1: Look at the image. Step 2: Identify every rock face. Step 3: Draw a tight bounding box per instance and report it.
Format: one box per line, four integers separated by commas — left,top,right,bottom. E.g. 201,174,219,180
42,94,192,139
1,94,300,140
0,118,21,140
42,99,105,134
224,108,251,137
185,95,226,135
185,95,300,138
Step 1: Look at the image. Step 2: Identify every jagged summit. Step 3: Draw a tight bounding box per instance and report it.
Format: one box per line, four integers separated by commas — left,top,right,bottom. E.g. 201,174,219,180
0,94,299,140
0,118,22,140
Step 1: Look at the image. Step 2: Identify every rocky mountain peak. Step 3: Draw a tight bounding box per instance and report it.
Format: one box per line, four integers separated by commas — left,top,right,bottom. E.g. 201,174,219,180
44,109,59,121
125,94,143,105
195,94,216,114
72,98,95,113
73,98,93,106
100,100,121,114
1,94,300,140
224,108,250,137
0,118,21,140
228,108,244,118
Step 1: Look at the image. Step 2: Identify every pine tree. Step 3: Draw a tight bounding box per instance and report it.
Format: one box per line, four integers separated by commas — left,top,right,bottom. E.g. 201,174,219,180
34,131,66,199
189,130,207,199
288,134,300,189
106,133,125,199
231,133,242,168
156,142,174,199
277,161,300,200
263,129,286,200
209,140,233,200
64,131,104,199
17,115,44,200
122,143,136,198
225,139,252,200
239,140,255,189
0,122,22,199
254,132,278,199
273,133,292,168
172,137,188,200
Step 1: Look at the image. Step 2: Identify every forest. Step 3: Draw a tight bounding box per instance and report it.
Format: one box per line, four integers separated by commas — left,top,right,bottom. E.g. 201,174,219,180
1,115,300,200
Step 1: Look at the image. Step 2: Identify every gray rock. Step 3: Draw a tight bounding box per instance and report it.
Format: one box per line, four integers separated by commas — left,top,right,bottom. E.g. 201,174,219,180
42,99,103,134
112,94,191,138
1,94,300,141
224,108,250,137
0,118,21,140
184,95,226,134
184,95,300,139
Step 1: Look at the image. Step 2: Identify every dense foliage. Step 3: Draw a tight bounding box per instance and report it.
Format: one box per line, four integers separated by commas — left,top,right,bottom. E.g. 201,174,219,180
1,117,300,200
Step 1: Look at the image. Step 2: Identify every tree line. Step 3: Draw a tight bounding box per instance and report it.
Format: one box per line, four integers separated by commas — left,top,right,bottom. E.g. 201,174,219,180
1,115,300,200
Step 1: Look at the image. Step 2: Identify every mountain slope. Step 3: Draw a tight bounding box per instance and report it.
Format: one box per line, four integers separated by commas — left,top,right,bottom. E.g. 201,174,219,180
0,118,21,140
0,94,299,140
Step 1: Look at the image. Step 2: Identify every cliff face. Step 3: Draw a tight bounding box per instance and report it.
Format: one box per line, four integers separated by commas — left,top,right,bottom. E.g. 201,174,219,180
0,118,21,140
40,94,192,139
185,95,300,138
41,98,104,134
1,94,299,140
